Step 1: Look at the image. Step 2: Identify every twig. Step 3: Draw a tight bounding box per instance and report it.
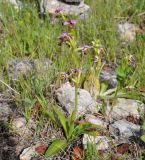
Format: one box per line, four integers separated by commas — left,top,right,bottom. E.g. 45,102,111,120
0,79,20,95
137,12,145,17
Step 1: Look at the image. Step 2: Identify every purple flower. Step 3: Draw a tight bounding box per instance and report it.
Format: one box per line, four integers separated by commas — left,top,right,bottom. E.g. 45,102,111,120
71,68,82,77
64,20,77,28
58,32,72,45
60,72,68,81
55,7,64,14
78,45,92,54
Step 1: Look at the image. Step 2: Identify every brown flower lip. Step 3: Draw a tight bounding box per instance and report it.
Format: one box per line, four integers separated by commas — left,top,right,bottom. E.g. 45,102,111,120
71,68,82,77
55,7,64,14
58,32,72,45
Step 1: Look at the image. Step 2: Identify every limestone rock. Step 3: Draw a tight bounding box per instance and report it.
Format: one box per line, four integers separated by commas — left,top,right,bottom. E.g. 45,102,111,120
117,22,138,42
40,0,90,18
83,134,109,151
56,82,99,117
19,146,36,160
106,98,143,121
19,143,48,160
109,119,140,140
8,59,33,80
100,70,117,88
85,114,108,129
8,59,51,80
12,117,34,138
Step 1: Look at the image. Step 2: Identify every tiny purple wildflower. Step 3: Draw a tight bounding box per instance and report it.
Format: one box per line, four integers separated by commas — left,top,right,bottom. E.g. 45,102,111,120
64,20,77,28
60,72,68,81
55,7,64,14
71,68,82,77
58,32,72,45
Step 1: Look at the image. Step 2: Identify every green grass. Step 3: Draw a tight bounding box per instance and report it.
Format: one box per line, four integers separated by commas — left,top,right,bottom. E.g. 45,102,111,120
1,0,145,87
0,0,145,159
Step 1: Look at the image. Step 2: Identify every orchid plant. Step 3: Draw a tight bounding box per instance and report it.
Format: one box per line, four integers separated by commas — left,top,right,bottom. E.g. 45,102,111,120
44,11,101,158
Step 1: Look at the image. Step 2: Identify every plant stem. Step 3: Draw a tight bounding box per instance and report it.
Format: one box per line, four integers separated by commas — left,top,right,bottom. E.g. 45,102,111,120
70,81,78,122
74,82,78,119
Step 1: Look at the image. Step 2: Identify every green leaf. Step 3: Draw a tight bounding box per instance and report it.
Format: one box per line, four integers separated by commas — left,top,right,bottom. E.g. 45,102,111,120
67,117,75,139
44,110,56,122
45,139,67,157
141,135,145,142
53,106,67,136
142,122,145,130
72,122,98,139
99,83,108,95
36,96,56,122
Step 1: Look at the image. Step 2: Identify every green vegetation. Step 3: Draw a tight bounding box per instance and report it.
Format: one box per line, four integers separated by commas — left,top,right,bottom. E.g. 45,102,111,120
0,0,145,159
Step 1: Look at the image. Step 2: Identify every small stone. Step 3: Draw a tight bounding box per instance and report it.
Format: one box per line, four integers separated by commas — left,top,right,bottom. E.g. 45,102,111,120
19,146,36,160
106,98,143,121
117,22,138,42
99,70,117,88
109,119,140,140
85,114,108,129
12,117,26,129
56,82,99,117
12,117,33,138
83,134,109,151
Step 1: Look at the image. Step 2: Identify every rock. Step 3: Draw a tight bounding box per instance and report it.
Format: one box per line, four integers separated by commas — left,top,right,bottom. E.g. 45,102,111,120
106,98,143,121
19,143,48,160
12,117,33,138
0,94,12,122
117,22,138,42
40,0,90,18
109,119,140,140
11,117,36,155
85,114,108,129
19,146,36,160
100,70,117,88
8,59,51,80
8,59,33,80
12,117,26,129
4,0,22,9
83,134,109,151
56,82,99,117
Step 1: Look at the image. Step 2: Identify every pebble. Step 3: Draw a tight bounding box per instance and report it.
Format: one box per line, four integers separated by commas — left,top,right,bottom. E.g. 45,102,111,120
83,134,109,151
109,119,140,140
